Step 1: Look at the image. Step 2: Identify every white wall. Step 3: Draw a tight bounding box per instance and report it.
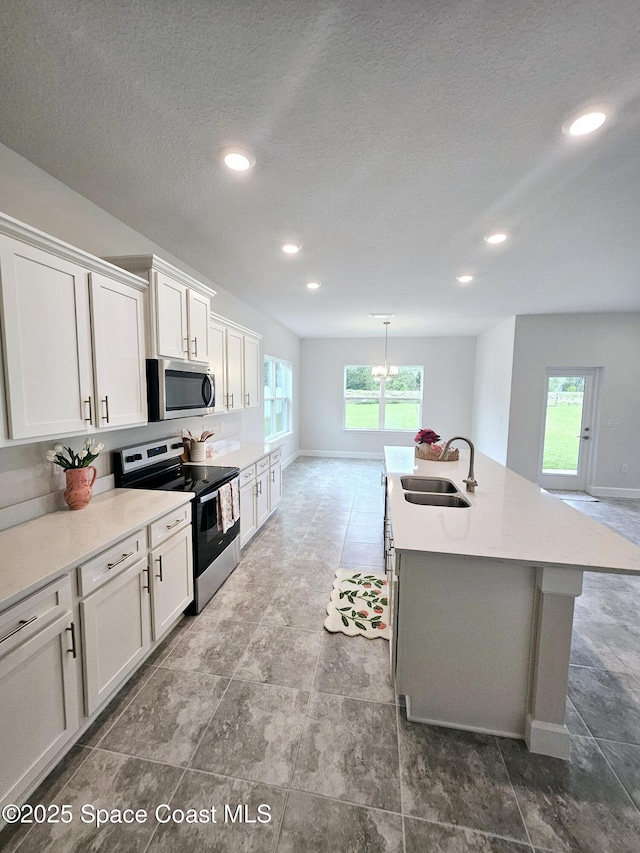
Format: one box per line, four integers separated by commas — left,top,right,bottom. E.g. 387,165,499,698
0,144,300,516
300,336,476,456
471,317,516,465
506,313,640,494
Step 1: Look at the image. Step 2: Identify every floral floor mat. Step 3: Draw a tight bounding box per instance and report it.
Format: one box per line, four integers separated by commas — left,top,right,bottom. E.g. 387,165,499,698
324,569,389,639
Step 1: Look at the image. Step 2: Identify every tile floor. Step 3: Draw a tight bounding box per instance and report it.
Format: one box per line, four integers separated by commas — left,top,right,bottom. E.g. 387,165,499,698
2,459,640,852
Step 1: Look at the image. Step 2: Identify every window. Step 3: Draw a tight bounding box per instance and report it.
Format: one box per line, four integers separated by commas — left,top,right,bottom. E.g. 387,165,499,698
264,356,292,440
344,366,423,431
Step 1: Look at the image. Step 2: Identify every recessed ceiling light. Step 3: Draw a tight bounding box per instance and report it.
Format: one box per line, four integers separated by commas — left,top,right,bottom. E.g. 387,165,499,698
220,146,255,171
484,232,508,245
456,275,474,284
563,109,607,137
306,281,321,290
281,243,301,255
368,313,395,319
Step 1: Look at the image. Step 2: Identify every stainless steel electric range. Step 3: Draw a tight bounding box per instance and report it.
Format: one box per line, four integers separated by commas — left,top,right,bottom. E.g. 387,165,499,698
113,438,240,613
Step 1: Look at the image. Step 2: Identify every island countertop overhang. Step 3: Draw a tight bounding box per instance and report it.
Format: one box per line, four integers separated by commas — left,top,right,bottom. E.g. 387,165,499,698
384,445,640,575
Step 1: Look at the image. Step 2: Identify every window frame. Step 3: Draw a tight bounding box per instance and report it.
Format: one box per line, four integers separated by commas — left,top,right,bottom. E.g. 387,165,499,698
343,365,424,432
264,355,293,441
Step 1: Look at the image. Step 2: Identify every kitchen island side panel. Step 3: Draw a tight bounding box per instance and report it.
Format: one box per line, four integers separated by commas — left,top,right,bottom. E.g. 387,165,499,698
396,551,536,738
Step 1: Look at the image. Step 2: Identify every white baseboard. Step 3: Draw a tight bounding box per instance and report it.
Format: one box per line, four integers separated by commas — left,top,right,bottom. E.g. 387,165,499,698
282,450,300,470
405,696,524,741
298,449,384,459
588,486,640,499
524,714,571,759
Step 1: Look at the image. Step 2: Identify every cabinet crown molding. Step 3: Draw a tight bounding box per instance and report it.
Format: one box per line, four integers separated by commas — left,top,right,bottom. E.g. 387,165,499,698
210,312,262,339
104,254,216,300
0,213,148,292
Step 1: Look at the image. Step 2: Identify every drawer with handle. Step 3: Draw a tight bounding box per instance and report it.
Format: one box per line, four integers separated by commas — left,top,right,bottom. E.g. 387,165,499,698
256,456,269,474
239,465,256,487
269,448,282,466
0,574,73,658
149,504,191,549
78,530,146,596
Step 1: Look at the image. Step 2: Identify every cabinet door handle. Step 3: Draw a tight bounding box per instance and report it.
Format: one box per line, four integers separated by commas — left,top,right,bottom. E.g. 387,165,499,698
84,396,93,423
230,393,234,408
166,518,182,530
184,336,190,354
246,392,250,405
0,615,37,644
107,551,134,570
102,395,110,424
271,470,275,482
192,337,198,358
254,484,259,498
155,555,163,581
142,566,150,592
66,622,77,658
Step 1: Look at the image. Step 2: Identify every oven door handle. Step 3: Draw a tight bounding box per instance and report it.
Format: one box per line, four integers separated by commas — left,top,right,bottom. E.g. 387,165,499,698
198,477,239,505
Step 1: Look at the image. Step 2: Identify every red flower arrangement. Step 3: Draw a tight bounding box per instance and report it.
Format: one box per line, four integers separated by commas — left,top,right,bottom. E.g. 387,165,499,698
414,428,440,445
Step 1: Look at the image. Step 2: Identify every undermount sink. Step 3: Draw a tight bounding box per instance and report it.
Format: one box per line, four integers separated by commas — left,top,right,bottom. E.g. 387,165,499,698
400,476,457,493
404,492,471,508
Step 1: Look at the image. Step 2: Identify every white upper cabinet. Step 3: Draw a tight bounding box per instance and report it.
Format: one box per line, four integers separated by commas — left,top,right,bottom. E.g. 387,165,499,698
0,215,149,441
209,319,228,414
243,335,260,408
209,315,262,412
90,272,147,428
225,327,244,411
187,289,210,363
0,236,93,439
156,272,189,360
105,256,214,364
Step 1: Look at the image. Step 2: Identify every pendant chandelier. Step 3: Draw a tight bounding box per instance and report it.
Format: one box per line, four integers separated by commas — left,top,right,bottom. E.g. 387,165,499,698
372,321,399,381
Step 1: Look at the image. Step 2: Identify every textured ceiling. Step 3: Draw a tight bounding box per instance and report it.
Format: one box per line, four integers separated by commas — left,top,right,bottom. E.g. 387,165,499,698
1,0,640,338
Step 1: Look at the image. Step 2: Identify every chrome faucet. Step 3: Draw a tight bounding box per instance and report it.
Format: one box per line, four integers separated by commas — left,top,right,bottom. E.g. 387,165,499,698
440,436,477,492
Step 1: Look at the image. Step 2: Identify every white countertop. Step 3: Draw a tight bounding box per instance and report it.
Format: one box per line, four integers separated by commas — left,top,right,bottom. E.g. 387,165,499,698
0,489,192,612
385,446,640,574
195,440,283,471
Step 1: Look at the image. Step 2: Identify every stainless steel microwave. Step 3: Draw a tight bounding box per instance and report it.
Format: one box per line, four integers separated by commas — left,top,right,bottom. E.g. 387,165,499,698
146,359,214,421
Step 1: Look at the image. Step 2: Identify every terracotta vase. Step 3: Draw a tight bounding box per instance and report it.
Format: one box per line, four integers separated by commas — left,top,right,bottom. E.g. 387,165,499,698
63,466,97,510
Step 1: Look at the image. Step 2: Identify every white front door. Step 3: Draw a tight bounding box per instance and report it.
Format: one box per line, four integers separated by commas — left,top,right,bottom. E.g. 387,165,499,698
538,370,596,490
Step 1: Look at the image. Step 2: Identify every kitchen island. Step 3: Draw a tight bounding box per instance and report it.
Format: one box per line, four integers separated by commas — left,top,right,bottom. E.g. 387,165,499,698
384,445,640,759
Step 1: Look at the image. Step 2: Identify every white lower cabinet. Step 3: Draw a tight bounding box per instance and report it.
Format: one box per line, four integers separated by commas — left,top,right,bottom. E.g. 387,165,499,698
239,463,258,547
80,557,152,715
0,576,80,808
149,524,193,641
256,468,270,527
239,450,283,547
255,456,270,520
269,449,282,511
0,501,194,816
